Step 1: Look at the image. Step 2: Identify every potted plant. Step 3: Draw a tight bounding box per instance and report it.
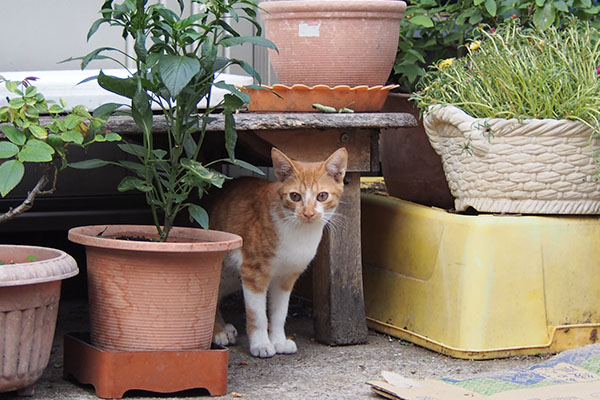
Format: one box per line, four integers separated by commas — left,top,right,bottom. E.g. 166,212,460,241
382,0,600,208
0,76,120,395
410,18,600,214
64,0,274,368
258,0,407,87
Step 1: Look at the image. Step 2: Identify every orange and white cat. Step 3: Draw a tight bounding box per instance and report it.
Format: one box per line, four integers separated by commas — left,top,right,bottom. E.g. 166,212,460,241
209,147,348,358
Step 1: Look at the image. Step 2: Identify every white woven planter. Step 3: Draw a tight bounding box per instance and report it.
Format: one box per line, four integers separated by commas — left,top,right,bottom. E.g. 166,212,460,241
423,105,600,214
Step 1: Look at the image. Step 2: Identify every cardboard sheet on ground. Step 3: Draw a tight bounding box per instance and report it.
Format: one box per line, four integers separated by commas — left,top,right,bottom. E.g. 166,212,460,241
367,344,600,399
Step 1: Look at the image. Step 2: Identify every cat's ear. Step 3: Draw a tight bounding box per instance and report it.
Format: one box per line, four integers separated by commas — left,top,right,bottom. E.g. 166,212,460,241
272,147,297,182
324,147,348,183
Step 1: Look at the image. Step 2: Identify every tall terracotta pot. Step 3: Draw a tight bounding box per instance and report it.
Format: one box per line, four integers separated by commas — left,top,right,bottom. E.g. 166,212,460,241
380,93,454,209
0,245,78,394
68,225,242,352
259,0,407,87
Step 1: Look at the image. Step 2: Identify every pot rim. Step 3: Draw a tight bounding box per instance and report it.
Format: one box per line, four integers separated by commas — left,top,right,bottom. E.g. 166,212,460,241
259,0,407,16
0,244,78,287
68,225,243,253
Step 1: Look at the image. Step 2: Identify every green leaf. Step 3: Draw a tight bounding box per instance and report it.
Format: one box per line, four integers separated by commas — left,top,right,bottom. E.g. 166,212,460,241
533,3,555,30
97,71,137,99
87,17,108,41
553,0,568,12
62,130,84,144
131,87,153,138
535,0,545,6
408,15,434,28
484,0,497,16
0,142,19,159
5,81,23,96
103,132,122,142
118,142,146,157
181,159,226,188
188,204,209,229
0,159,24,197
117,176,153,192
68,159,113,169
93,102,123,119
18,139,55,162
134,30,147,62
220,36,278,51
157,55,201,98
9,98,25,109
28,125,47,139
2,125,26,146
230,159,265,176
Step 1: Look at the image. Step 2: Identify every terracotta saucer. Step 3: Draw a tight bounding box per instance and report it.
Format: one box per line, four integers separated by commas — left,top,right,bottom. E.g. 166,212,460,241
241,84,398,112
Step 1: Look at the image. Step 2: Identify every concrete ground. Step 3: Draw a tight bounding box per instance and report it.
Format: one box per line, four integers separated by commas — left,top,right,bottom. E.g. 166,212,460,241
0,295,550,400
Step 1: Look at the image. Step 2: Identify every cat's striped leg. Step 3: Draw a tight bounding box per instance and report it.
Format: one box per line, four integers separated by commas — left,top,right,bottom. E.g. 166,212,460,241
268,272,299,354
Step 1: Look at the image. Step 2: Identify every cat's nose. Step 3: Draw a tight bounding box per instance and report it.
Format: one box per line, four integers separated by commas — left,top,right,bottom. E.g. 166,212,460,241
303,210,315,220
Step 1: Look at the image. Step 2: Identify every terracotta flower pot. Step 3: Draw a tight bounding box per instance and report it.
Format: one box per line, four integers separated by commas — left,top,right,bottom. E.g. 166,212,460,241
259,0,407,87
0,245,78,394
68,225,242,352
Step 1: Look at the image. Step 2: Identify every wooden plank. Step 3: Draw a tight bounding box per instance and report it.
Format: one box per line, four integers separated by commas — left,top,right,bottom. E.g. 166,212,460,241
74,112,417,137
255,129,372,172
311,172,368,345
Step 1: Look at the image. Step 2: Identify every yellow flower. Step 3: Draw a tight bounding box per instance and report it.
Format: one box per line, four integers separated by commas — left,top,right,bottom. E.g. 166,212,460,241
438,58,454,69
469,40,481,50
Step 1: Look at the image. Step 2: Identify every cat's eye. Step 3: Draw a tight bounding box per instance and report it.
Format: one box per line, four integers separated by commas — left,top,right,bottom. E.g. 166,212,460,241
289,192,302,202
317,192,329,202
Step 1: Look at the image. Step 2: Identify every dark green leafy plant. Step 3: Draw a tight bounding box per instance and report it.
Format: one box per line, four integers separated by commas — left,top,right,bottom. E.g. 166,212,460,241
67,0,276,241
0,76,120,223
393,0,600,92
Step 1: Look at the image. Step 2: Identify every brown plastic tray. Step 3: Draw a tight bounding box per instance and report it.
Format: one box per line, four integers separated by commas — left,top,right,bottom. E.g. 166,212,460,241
63,333,228,398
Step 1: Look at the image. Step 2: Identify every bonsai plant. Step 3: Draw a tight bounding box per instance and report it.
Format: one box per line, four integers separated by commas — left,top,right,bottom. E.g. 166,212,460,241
63,0,276,384
0,76,120,395
410,18,600,214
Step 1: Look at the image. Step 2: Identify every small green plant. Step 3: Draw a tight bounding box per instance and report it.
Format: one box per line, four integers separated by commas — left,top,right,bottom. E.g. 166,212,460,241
412,19,600,124
411,18,600,170
0,77,120,223
67,0,276,241
392,0,600,92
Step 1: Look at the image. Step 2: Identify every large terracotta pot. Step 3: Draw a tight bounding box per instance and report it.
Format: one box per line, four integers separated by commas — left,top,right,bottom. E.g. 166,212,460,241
259,0,407,87
0,245,78,394
380,93,454,209
68,225,242,352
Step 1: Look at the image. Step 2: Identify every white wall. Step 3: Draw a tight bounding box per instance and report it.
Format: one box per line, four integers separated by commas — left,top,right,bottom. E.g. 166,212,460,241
0,0,272,83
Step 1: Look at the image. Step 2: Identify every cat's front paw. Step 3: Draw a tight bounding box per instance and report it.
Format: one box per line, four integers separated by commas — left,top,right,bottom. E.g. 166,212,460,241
250,341,276,358
213,323,238,346
273,339,297,355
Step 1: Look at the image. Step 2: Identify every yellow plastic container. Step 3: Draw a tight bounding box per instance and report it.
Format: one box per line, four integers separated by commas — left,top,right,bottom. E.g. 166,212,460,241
361,193,600,359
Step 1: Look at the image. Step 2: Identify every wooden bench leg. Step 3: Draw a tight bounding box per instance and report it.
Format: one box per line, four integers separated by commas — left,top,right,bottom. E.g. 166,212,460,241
311,172,369,345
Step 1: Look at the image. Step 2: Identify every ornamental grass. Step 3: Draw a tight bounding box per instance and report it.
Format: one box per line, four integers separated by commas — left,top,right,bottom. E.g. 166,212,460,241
411,18,600,139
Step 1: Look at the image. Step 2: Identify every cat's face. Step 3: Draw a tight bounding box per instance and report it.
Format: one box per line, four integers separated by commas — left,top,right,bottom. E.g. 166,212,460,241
272,148,348,224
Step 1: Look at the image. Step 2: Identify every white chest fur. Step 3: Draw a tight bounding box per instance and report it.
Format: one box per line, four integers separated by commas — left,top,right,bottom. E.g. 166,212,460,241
272,216,325,275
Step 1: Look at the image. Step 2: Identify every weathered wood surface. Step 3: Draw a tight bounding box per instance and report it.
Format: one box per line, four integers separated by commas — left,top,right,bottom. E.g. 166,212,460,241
102,112,416,135
312,172,368,344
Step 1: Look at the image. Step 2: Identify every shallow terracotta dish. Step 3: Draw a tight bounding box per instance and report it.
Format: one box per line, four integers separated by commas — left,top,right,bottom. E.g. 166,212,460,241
242,84,399,112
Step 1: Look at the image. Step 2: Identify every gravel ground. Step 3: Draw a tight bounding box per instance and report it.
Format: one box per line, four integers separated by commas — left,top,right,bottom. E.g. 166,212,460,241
0,295,551,400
